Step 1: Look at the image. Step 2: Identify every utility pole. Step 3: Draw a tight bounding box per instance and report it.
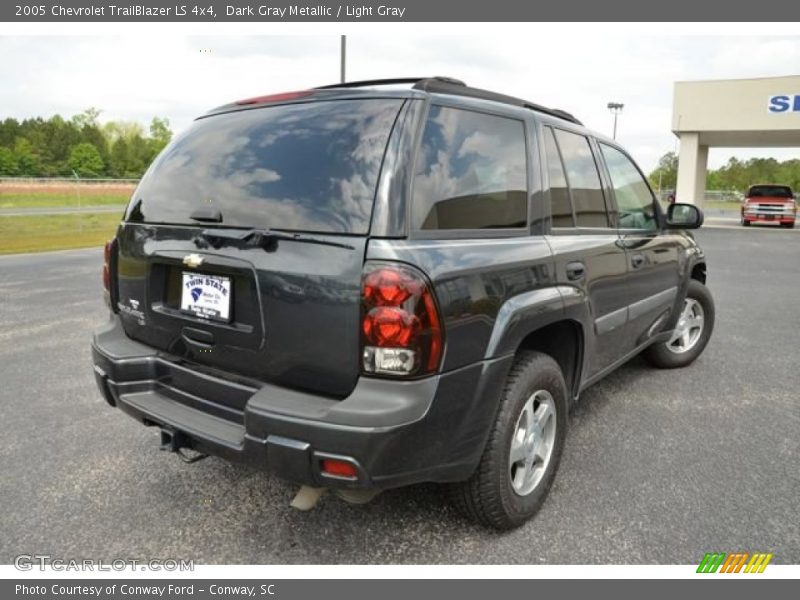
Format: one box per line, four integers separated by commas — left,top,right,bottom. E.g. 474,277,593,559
340,35,346,83
607,102,624,140
72,169,82,233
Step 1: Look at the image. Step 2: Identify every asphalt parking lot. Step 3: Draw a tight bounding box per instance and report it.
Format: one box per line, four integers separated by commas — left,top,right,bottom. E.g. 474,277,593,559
0,224,798,565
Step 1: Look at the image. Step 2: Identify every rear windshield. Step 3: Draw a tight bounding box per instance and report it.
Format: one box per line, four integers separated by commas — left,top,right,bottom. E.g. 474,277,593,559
126,99,403,234
747,185,793,198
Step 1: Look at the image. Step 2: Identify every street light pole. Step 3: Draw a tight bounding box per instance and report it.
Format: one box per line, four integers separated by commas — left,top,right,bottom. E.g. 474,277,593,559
340,35,346,83
607,102,624,140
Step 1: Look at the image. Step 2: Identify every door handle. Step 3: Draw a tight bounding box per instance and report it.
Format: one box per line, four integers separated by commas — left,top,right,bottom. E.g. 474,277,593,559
631,254,646,269
565,261,585,281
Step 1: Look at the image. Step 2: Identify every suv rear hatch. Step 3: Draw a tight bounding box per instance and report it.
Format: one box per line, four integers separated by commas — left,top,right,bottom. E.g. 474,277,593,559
113,97,405,398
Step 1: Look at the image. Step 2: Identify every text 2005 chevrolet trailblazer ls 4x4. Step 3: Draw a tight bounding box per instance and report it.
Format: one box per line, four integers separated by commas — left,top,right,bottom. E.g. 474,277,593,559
91,77,714,529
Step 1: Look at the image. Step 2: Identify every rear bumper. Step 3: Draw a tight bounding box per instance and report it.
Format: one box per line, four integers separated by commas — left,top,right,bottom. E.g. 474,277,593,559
91,315,512,490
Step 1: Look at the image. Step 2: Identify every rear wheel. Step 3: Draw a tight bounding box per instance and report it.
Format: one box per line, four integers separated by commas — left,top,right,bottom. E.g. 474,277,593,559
741,216,751,226
780,221,795,229
449,351,567,530
643,279,714,369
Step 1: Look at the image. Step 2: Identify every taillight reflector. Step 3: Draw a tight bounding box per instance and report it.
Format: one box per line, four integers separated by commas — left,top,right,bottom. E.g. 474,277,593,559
321,459,358,479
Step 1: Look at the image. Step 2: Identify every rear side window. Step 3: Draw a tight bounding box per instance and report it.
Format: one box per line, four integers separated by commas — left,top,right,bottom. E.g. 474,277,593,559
543,128,574,228
600,143,657,231
412,106,528,230
552,129,609,228
126,99,403,234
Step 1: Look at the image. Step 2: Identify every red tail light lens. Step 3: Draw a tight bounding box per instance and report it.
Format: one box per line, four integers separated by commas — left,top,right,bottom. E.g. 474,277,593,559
361,263,443,377
102,239,113,291
320,459,358,479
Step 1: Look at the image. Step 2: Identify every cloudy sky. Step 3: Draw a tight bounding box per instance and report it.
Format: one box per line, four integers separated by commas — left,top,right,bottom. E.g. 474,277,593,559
1,33,799,171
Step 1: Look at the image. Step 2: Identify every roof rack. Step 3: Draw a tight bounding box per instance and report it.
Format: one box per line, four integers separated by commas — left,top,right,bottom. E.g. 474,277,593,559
316,77,582,125
315,76,465,90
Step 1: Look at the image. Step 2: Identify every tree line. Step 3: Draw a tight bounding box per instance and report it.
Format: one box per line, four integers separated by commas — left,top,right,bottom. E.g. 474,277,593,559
0,108,173,179
649,152,800,194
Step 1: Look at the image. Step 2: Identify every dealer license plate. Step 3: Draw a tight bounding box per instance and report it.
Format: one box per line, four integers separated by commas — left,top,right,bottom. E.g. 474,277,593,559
180,272,232,321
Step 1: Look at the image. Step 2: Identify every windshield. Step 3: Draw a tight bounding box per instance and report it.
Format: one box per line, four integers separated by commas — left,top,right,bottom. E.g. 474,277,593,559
747,185,793,199
126,98,404,234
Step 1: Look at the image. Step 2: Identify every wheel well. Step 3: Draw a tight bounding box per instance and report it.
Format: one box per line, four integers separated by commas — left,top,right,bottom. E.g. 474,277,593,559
691,262,707,284
516,320,582,400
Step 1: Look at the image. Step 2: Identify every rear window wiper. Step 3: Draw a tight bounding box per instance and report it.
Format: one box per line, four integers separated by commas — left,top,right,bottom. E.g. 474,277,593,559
194,228,355,251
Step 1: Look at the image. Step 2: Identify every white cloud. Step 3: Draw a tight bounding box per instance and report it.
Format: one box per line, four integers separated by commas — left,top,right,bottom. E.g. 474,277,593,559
1,33,799,173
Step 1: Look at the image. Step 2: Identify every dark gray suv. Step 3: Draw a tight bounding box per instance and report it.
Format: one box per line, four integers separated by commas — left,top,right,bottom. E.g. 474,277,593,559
91,77,714,529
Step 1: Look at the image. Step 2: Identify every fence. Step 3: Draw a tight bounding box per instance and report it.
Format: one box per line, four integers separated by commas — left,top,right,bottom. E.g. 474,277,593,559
655,189,744,204
0,177,140,185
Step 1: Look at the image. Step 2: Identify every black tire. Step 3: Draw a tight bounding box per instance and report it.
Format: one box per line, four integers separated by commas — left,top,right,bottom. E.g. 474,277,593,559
449,351,568,530
643,279,715,369
780,221,795,229
741,217,751,226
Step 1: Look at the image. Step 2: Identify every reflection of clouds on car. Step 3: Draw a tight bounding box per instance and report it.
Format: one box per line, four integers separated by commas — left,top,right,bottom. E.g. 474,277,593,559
412,106,527,229
131,99,403,234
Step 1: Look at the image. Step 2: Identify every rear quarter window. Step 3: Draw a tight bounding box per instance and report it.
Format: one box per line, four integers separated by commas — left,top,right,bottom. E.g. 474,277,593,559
411,105,528,230
126,99,403,234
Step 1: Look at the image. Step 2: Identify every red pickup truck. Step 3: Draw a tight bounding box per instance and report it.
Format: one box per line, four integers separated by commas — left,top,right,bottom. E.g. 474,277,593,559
741,184,797,228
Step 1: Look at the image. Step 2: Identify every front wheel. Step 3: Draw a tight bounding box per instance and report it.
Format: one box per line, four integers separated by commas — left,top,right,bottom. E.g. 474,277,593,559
449,351,568,530
643,279,715,369
780,221,795,229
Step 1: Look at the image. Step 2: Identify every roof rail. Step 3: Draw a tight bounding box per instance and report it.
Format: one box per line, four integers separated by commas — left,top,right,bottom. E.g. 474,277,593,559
315,76,465,90
414,78,583,125
316,76,581,125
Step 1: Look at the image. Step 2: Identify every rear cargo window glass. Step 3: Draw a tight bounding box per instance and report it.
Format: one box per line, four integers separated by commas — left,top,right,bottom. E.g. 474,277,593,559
126,99,403,234
747,185,793,198
553,129,610,228
412,106,527,230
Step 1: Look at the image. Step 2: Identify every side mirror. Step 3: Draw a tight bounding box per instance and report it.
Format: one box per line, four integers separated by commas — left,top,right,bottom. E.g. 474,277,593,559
665,203,704,229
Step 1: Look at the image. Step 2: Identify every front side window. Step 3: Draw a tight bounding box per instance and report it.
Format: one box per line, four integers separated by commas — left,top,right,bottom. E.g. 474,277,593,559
553,129,609,228
412,106,528,230
600,143,658,231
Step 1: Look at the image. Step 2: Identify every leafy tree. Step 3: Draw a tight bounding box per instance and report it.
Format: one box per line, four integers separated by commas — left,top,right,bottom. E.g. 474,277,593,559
0,110,174,178
648,152,678,191
110,138,133,178
13,137,40,176
71,107,102,130
68,142,104,177
650,152,800,195
0,146,19,176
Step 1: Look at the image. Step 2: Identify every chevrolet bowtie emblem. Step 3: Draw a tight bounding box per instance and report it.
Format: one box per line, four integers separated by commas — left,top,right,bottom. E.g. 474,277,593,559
182,253,205,268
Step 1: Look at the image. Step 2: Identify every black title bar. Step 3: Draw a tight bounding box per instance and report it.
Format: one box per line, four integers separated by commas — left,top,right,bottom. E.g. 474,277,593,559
4,0,800,21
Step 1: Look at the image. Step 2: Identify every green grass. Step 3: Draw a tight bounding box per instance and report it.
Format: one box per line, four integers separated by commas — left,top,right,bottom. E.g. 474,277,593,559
0,211,124,254
0,191,130,209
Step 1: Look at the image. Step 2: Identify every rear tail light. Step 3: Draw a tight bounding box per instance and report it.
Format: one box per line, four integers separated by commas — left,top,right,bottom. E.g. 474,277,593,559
361,262,443,377
102,240,113,291
103,238,117,310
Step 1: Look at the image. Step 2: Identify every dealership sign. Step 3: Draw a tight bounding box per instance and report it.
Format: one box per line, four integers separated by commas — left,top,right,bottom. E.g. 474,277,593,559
768,94,800,113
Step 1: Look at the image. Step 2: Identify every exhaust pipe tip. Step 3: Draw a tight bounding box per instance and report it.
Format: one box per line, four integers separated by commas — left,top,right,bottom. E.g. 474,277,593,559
290,486,328,511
